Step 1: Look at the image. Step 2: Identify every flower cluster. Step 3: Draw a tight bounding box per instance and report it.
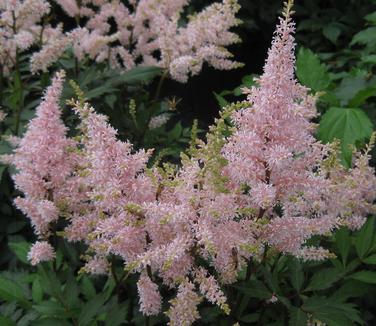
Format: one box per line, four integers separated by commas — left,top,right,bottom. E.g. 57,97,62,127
9,3,376,325
1,0,242,82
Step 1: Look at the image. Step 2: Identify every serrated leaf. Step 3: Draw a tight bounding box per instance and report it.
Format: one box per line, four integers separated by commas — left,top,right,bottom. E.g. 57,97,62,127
33,301,66,318
30,318,71,326
305,267,342,291
105,300,129,326
63,273,79,309
288,258,304,292
317,107,373,167
364,11,376,23
80,275,96,301
116,66,162,84
0,275,30,308
350,271,376,284
213,92,229,108
363,254,376,264
350,27,376,47
323,24,341,44
8,241,30,264
331,280,369,301
348,86,376,107
78,293,107,326
233,280,272,299
296,47,330,92
302,297,362,325
334,228,350,265
32,277,43,303
335,76,368,106
355,217,375,259
289,307,307,326
85,85,117,100
168,122,183,141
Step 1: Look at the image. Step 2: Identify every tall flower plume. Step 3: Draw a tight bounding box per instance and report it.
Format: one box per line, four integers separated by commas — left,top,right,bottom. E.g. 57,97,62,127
10,70,76,236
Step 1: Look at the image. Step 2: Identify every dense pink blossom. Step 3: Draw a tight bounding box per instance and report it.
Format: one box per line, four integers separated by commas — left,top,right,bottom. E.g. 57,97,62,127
166,280,202,326
28,241,55,265
9,70,77,236
137,274,162,316
8,2,376,325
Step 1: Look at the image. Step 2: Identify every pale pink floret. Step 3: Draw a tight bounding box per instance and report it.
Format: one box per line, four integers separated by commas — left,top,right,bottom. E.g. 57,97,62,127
28,241,55,265
10,71,77,236
166,280,201,326
137,274,162,316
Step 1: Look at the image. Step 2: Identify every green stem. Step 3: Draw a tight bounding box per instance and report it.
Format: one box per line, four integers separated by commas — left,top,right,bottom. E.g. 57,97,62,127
153,70,168,102
138,71,168,143
0,65,3,108
12,11,23,135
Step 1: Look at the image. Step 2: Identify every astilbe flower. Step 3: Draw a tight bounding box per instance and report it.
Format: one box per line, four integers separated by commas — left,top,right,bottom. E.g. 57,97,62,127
0,0,65,74
166,280,202,325
8,1,376,325
39,0,242,82
7,70,77,250
64,98,155,274
28,240,55,265
137,273,162,316
220,1,376,259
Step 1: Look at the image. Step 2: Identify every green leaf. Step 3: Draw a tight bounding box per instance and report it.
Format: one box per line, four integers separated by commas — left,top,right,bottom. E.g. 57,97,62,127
350,271,376,284
0,275,30,308
334,76,367,106
63,273,79,309
0,316,16,326
288,258,304,292
105,300,129,326
116,66,162,84
361,54,376,65
363,254,376,264
302,297,362,325
213,92,229,108
78,293,107,326
334,228,350,265
8,241,30,264
364,11,376,23
233,280,272,299
85,85,117,100
350,27,376,47
305,267,342,291
168,122,183,141
331,280,370,301
240,313,260,323
317,107,373,167
348,85,376,107
296,47,330,92
288,307,307,326
32,277,43,303
80,275,96,301
31,318,71,326
6,220,28,234
323,24,341,44
355,217,375,259
33,301,66,318
38,266,63,300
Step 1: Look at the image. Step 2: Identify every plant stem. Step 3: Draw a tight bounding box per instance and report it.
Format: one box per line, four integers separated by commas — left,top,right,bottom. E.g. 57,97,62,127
0,65,3,108
11,11,24,136
153,70,168,102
